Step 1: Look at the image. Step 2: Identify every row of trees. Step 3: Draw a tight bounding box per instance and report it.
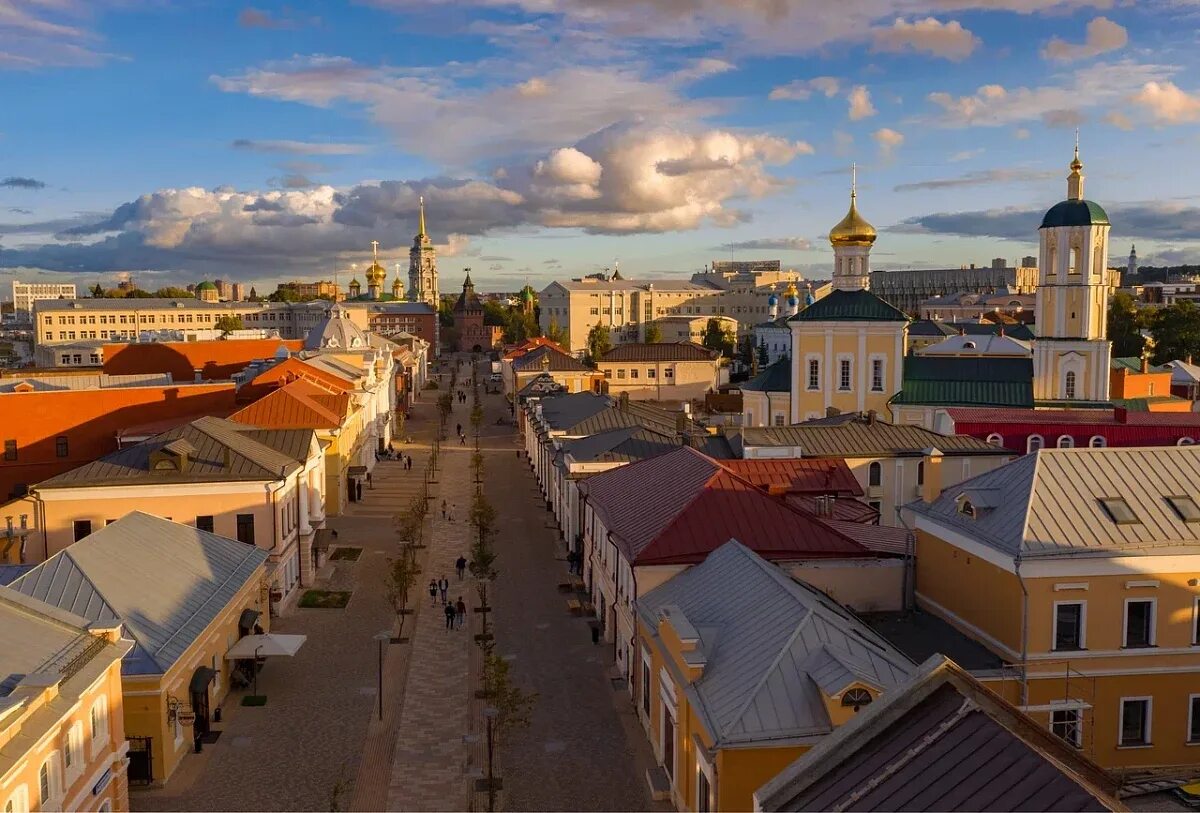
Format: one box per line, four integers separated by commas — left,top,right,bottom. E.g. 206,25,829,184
1108,293,1200,364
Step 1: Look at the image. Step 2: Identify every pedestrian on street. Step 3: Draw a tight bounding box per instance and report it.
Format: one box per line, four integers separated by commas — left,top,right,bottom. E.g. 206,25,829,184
456,423,462,436
566,550,576,574
441,499,447,519
428,580,438,606
459,433,466,445
444,602,456,630
448,506,455,523
456,555,467,579
438,576,449,604
455,597,466,628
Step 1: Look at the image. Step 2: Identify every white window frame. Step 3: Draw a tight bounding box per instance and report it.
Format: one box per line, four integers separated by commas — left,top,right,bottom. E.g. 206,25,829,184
38,754,59,808
1057,434,1074,449
696,745,715,813
837,356,852,392
1049,706,1083,748
1122,597,1157,648
1189,694,1200,745
986,433,1003,447
90,696,109,750
1193,597,1200,645
658,670,678,784
65,721,84,782
1064,370,1077,399
805,355,820,391
869,356,885,393
1051,600,1087,651
1089,435,1106,448
1118,696,1153,747
1027,434,1044,454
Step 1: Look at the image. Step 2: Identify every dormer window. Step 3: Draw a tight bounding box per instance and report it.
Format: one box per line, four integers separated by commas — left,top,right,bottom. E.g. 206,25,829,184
1166,496,1200,523
959,499,977,519
841,688,873,711
1099,497,1139,525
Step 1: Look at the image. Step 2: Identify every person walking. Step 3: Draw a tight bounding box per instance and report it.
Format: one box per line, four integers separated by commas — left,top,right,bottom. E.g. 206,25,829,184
456,555,467,579
459,432,466,445
455,597,466,629
428,579,438,606
438,576,449,604
444,601,456,631
456,423,462,436
441,499,447,520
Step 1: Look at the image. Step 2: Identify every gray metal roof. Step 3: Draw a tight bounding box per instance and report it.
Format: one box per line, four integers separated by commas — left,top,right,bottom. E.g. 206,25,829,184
561,426,679,466
0,587,100,684
9,512,268,675
742,415,1005,458
910,446,1200,559
638,541,912,746
755,656,1120,812
537,392,614,430
0,373,173,392
37,415,312,489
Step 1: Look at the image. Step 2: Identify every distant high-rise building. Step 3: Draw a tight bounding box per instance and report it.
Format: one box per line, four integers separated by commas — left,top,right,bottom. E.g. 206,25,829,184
214,279,229,300
991,257,1008,269
408,196,439,307
1128,243,1138,278
11,281,76,320
230,282,246,302
1022,255,1037,267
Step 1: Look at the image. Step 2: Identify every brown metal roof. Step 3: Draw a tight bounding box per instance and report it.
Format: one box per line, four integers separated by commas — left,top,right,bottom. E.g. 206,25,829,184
742,414,1006,458
599,341,717,363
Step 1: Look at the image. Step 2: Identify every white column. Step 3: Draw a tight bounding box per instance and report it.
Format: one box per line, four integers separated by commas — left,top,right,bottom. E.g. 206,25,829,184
298,472,312,535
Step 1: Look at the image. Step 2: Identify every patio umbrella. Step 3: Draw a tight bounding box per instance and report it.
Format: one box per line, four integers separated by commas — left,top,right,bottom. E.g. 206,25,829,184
224,633,307,660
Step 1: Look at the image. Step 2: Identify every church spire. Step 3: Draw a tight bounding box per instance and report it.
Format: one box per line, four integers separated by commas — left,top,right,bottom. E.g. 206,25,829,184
1067,131,1084,200
417,195,427,238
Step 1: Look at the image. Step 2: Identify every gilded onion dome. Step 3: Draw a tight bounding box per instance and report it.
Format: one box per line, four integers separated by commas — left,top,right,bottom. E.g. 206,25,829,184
829,190,877,246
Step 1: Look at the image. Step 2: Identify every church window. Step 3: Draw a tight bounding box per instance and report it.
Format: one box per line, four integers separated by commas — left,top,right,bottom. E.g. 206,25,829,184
1069,247,1081,275
986,433,1004,447
871,359,884,392
1028,435,1044,453
1057,435,1074,448
1064,371,1077,399
807,359,820,391
838,359,851,391
868,462,882,488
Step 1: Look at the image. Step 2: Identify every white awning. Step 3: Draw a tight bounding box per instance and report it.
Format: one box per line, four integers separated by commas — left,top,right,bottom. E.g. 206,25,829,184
225,634,307,660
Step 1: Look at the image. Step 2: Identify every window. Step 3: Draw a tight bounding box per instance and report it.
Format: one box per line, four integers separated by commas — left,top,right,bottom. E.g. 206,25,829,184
916,461,925,487
773,414,785,427
1057,435,1074,448
55,436,68,458
1053,602,1085,651
1190,696,1200,744
616,369,626,380
868,462,882,488
838,359,852,391
641,658,651,717
629,369,639,380
1064,371,1076,399
1051,708,1082,747
871,358,884,392
90,697,108,743
1100,498,1139,525
72,520,92,542
664,368,673,379
841,688,873,710
807,359,820,391
1069,246,1081,275
986,433,1004,447
1124,599,1155,648
1180,437,1196,447
647,368,656,379
1167,496,1200,523
196,515,215,533
236,514,255,545
1089,435,1106,448
1027,435,1044,453
65,722,83,777
38,760,53,806
4,786,28,813
1119,698,1151,746
3,440,15,461
697,770,712,813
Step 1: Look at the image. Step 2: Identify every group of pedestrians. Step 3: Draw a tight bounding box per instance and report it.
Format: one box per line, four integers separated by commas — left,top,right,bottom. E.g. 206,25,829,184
380,448,414,470
440,499,456,522
427,575,468,630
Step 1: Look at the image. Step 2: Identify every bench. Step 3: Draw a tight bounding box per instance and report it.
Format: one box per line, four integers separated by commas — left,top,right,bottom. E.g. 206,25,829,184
566,598,582,614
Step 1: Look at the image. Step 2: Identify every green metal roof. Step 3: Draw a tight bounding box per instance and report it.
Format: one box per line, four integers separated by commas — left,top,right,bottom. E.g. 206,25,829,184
740,358,791,393
1040,200,1109,229
891,356,1033,407
790,289,909,323
1111,356,1168,373
195,280,217,290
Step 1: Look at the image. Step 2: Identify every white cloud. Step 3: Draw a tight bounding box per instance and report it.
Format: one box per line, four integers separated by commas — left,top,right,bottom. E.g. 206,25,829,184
1133,81,1200,125
769,76,840,101
0,0,122,68
231,139,371,155
1041,16,1127,61
671,58,735,82
848,85,877,120
1104,110,1134,130
873,127,904,158
871,18,980,61
949,148,984,162
722,237,814,251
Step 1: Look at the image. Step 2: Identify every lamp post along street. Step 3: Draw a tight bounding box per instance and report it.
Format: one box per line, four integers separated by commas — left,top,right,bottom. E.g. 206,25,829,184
373,630,391,721
483,706,499,812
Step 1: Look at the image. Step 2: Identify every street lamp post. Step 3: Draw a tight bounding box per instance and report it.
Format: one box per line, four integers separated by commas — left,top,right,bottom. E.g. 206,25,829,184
483,706,499,812
252,644,263,699
373,630,391,721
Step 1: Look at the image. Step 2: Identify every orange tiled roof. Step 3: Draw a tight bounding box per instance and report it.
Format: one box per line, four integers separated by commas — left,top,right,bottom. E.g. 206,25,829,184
503,337,569,361
229,378,350,430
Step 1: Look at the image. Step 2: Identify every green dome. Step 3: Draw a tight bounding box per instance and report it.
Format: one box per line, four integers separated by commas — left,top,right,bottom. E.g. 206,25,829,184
195,280,217,290
1040,200,1109,229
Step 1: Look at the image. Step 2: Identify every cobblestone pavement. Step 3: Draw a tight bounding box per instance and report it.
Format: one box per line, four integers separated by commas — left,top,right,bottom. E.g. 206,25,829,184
476,367,665,812
132,403,438,812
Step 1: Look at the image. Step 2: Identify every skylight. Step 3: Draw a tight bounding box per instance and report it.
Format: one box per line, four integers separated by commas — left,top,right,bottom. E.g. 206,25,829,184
1099,498,1140,525
1167,496,1200,523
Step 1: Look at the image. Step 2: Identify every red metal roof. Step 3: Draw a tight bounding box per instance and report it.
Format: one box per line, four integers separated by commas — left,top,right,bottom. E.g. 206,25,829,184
721,458,863,496
787,494,880,524
230,378,349,430
947,406,1200,451
947,407,1200,426
580,446,872,566
104,339,305,381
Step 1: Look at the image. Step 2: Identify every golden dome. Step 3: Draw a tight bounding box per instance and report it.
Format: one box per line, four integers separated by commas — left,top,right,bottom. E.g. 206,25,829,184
829,191,877,246
784,281,799,298
365,261,387,284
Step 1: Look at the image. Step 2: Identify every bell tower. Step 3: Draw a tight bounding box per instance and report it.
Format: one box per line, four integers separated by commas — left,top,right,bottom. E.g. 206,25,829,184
408,196,439,306
828,165,875,292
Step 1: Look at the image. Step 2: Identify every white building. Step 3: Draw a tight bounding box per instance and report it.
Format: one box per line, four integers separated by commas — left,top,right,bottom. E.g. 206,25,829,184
12,281,76,320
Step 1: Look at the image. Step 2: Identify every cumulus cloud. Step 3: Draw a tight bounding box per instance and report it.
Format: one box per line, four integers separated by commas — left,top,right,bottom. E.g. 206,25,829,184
1,176,46,190
873,128,904,158
848,86,876,120
769,76,840,101
719,237,814,251
231,139,370,155
894,167,1057,192
1133,81,1200,125
871,18,979,61
671,58,735,82
894,201,1200,241
1041,17,1127,62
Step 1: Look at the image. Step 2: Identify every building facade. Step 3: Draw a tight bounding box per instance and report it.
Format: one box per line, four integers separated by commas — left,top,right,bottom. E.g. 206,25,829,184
597,342,723,401
408,197,439,307
452,273,501,353
11,281,76,320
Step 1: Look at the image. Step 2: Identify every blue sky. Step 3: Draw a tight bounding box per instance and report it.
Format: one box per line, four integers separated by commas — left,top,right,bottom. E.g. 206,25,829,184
2,0,1200,293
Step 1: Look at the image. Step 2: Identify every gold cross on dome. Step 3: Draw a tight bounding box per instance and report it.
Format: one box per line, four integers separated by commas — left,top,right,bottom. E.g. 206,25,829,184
371,240,380,262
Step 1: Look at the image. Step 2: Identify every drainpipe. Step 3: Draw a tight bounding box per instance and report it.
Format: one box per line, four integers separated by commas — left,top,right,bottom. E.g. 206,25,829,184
1015,555,1030,706
893,505,917,613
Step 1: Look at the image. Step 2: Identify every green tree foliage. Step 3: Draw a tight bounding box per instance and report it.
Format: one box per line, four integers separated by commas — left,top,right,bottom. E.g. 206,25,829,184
586,322,612,361
482,301,508,326
544,319,568,347
481,652,536,737
643,323,662,343
1107,292,1146,359
1150,301,1200,364
384,551,420,637
757,338,770,367
154,287,193,298
438,299,455,327
214,315,245,334
90,283,104,298
702,318,736,357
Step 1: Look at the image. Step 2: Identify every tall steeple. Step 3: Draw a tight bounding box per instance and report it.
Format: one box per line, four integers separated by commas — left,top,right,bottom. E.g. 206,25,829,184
828,163,875,291
1128,243,1137,278
408,195,439,306
1067,130,1085,201
417,195,427,238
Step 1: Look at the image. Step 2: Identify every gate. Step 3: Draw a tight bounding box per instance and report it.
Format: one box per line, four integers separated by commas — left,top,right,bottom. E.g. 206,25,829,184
127,737,153,785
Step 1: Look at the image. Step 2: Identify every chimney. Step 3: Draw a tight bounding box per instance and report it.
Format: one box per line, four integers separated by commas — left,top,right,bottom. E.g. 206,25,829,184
867,409,877,425
1141,355,1149,374
825,406,840,418
194,368,203,383
675,411,688,433
618,391,629,411
921,447,944,503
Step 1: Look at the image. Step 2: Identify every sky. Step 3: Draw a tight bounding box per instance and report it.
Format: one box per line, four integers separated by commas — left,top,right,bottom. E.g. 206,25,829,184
2,0,1200,294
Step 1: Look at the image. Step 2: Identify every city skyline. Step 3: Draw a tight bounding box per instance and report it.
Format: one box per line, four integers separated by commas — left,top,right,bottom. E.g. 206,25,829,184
2,0,1200,292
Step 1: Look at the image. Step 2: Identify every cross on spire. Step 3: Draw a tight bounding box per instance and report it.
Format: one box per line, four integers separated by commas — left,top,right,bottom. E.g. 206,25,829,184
371,240,380,263
851,162,857,199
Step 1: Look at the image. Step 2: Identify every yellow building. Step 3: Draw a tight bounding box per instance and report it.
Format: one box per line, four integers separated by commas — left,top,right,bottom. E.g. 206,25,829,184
7,513,271,787
907,445,1200,776
635,541,912,812
0,588,131,813
597,342,723,401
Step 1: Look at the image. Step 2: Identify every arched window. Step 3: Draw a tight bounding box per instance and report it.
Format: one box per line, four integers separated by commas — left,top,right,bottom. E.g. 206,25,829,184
5,786,29,813
1179,437,1196,447
38,757,57,807
868,462,882,488
1089,435,1106,448
916,461,925,487
841,688,873,711
1027,435,1044,454
1057,435,1074,448
986,433,1004,447
1064,370,1077,399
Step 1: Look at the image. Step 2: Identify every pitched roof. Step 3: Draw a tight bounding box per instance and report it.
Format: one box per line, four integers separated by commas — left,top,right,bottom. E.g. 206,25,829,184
720,459,863,495
1111,356,1168,373
580,446,870,565
229,378,349,430
755,656,1121,812
741,414,1005,457
9,512,268,675
535,392,614,430
516,373,567,399
511,344,591,372
909,446,1200,559
103,339,305,381
0,373,173,392
790,289,909,323
560,426,679,466
891,355,1034,408
909,320,1035,341
638,541,912,745
36,415,312,488
1167,359,1200,384
600,341,717,363
740,358,791,393
917,334,1031,356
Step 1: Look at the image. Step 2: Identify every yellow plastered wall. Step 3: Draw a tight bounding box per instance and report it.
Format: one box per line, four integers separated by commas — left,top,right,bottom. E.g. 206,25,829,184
716,746,809,813
791,326,905,421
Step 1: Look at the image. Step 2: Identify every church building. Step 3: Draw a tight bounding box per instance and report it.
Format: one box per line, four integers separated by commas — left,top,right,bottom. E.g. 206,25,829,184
409,196,439,307
346,241,405,302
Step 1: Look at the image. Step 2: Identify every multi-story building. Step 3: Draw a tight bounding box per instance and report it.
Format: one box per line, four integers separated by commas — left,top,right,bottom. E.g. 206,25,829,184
11,281,76,320
0,586,131,813
341,302,439,353
32,298,330,347
870,265,1039,315
596,342,724,401
273,280,341,301
906,444,1200,775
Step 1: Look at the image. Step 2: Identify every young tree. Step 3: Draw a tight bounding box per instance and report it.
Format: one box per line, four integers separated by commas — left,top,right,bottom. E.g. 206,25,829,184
1151,301,1200,364
1107,291,1146,359
757,338,770,368
384,552,420,637
702,318,735,357
545,319,569,347
154,286,193,298
643,323,662,343
586,322,612,361
481,652,536,734
214,315,245,335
